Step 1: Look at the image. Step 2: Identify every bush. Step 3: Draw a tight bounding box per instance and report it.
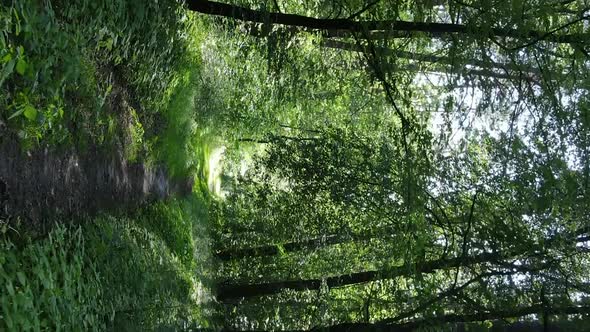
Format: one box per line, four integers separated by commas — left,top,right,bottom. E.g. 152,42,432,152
0,0,200,151
84,214,198,330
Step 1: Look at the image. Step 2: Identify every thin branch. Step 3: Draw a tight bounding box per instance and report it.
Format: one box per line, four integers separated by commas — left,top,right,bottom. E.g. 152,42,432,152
347,0,381,20
509,15,590,50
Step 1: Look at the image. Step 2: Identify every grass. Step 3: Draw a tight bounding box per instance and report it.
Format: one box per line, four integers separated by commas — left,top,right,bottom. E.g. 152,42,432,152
1,0,209,174
155,66,203,178
0,188,216,331
1,0,224,329
0,226,104,331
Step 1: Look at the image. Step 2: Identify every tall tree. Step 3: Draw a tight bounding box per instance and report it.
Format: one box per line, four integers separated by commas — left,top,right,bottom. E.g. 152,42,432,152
196,0,590,329
186,1,589,44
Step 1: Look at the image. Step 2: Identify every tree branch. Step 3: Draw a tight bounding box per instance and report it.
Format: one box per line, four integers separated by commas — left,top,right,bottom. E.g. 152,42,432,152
185,0,589,44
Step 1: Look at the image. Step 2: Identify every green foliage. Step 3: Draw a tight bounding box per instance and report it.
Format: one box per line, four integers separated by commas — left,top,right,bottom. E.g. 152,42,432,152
3,0,590,329
85,193,214,330
84,214,198,330
200,0,590,329
0,226,105,331
1,0,86,147
136,199,197,270
0,0,213,329
155,66,203,178
0,0,202,155
0,1,219,328
120,107,144,162
0,193,213,331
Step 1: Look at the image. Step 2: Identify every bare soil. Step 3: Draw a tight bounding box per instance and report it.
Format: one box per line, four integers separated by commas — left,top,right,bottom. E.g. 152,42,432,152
0,65,192,232
0,136,190,227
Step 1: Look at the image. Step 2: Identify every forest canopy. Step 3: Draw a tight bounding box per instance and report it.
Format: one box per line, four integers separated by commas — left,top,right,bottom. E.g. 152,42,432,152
188,0,590,330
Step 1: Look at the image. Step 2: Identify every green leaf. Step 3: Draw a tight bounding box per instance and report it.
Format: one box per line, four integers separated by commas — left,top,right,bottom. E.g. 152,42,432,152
16,58,27,75
7,108,24,120
24,105,37,120
1,53,12,63
0,59,15,86
16,272,26,286
6,281,15,296
103,37,114,51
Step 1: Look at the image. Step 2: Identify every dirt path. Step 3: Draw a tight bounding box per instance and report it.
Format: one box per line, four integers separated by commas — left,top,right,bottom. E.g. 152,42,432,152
0,64,192,230
0,135,192,229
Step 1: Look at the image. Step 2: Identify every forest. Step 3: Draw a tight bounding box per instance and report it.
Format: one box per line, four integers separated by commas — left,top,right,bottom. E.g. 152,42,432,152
0,0,589,331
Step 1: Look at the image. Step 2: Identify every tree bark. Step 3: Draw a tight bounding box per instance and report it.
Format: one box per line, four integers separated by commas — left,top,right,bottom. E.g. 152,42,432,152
186,0,588,44
216,233,590,301
297,305,590,332
216,252,508,301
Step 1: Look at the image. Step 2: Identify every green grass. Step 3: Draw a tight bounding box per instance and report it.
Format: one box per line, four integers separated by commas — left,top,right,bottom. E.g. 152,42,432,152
1,0,206,162
91,192,214,330
1,0,224,182
0,190,215,331
1,1,223,329
0,226,105,331
154,66,203,178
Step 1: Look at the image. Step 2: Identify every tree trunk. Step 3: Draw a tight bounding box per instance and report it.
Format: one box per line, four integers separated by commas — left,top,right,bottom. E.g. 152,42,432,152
217,221,589,262
185,0,587,44
216,235,590,301
293,305,590,332
216,252,505,301
216,224,399,261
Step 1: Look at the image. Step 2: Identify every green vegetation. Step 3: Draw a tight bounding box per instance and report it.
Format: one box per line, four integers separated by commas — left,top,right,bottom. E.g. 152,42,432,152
0,226,103,330
187,0,590,330
1,191,213,330
1,0,217,329
1,0,206,175
84,195,211,330
2,0,590,331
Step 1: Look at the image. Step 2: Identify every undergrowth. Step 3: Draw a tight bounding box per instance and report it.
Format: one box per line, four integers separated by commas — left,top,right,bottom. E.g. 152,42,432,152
1,0,222,330
0,192,214,331
0,227,104,331
0,0,209,176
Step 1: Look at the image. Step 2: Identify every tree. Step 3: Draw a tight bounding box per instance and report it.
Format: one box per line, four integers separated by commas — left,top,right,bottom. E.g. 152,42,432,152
193,0,590,329
186,1,589,45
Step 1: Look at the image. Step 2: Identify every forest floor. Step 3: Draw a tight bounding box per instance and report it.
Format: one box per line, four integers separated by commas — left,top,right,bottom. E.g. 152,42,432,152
0,61,217,330
0,64,192,232
1,2,220,328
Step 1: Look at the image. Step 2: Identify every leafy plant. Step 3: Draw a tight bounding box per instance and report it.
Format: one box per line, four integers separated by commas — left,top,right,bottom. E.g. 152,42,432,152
0,226,105,331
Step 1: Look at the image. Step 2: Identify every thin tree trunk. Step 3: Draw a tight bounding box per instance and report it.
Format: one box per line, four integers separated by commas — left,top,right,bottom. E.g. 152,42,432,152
216,252,508,301
289,305,590,332
186,0,588,44
216,233,589,301
216,223,400,261
217,221,589,262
